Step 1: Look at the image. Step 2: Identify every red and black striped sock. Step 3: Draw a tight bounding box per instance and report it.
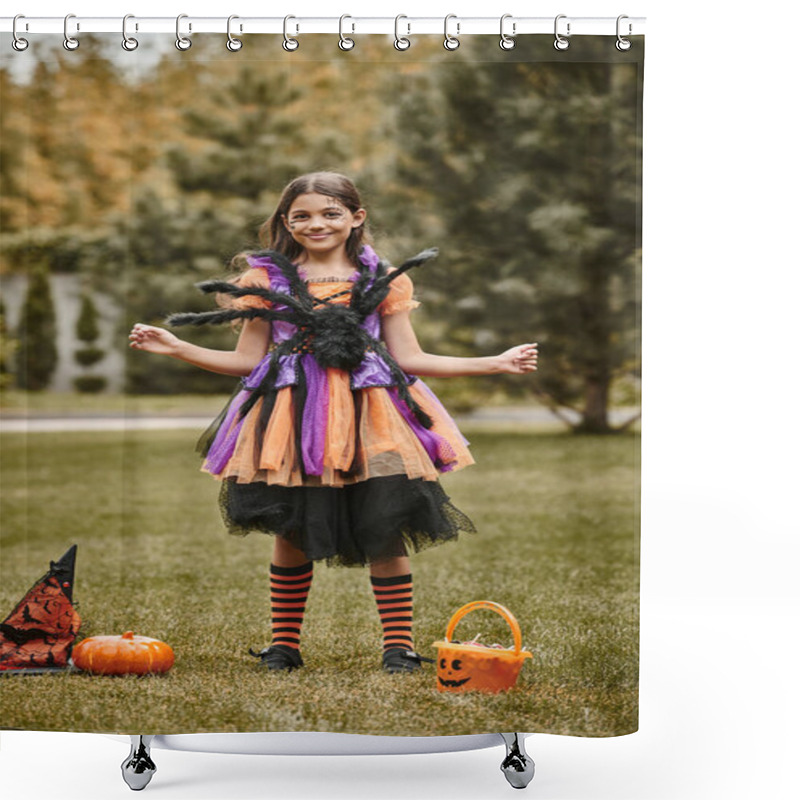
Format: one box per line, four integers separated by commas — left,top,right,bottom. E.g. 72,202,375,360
270,561,313,650
371,573,414,652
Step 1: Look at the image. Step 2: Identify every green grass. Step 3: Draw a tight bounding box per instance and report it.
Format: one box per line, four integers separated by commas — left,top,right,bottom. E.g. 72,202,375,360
0,389,230,416
0,426,639,737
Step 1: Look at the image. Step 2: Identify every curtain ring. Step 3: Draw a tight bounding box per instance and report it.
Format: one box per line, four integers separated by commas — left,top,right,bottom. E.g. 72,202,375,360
63,14,80,51
176,14,192,50
12,15,29,52
283,15,299,51
554,14,570,51
394,15,411,50
616,15,632,51
338,15,355,50
227,15,243,51
443,14,460,51
122,14,139,51
499,14,516,50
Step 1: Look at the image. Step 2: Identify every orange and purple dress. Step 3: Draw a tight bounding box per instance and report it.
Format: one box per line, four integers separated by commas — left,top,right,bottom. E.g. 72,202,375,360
171,245,475,566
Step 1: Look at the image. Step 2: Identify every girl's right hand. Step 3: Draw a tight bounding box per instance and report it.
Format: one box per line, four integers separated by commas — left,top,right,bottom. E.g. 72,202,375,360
128,323,182,356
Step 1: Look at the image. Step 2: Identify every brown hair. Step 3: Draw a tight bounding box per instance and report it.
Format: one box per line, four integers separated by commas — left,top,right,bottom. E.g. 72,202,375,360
254,171,371,266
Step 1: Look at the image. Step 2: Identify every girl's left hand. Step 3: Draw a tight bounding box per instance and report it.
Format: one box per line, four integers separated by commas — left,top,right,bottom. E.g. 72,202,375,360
497,343,538,374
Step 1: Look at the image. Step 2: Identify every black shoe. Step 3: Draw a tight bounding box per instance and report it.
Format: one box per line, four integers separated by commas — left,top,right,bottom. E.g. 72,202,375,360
249,644,304,671
382,648,435,674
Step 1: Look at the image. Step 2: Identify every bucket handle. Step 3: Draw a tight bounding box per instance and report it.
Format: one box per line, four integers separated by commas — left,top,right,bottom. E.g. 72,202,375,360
444,600,523,656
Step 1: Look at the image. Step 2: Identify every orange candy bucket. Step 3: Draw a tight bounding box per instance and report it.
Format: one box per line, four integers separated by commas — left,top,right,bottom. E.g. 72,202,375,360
432,601,532,694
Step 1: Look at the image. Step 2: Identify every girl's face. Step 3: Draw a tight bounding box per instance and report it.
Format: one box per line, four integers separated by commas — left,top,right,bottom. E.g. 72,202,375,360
282,193,366,258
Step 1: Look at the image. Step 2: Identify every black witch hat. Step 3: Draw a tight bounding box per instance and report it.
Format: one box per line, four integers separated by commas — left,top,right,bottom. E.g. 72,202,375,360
0,545,81,675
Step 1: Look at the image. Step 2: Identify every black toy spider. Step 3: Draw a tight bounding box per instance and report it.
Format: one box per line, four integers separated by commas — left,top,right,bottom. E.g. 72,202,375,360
167,248,438,429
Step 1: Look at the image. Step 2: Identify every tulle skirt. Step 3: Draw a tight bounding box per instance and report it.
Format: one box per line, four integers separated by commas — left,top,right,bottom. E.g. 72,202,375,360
200,367,476,566
220,474,475,566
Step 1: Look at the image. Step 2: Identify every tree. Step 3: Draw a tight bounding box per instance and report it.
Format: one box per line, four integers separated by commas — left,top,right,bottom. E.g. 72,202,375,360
73,292,107,393
390,39,642,433
100,190,251,395
76,293,100,345
0,67,28,232
0,297,17,391
166,62,308,201
16,267,58,391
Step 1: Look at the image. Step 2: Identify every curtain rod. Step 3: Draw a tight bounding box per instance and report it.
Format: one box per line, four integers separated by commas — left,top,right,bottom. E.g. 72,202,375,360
1,16,646,38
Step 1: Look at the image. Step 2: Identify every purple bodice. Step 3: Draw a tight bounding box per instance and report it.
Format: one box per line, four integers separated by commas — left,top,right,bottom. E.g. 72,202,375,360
242,246,400,391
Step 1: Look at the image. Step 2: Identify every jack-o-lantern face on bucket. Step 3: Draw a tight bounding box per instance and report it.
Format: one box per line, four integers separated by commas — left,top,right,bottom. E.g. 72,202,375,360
438,656,471,688
433,601,533,693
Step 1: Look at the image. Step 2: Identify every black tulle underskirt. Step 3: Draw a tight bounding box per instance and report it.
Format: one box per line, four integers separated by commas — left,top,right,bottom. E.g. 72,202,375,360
219,474,476,567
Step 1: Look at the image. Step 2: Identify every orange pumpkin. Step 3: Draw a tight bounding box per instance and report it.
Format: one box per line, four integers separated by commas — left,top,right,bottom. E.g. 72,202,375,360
72,631,174,675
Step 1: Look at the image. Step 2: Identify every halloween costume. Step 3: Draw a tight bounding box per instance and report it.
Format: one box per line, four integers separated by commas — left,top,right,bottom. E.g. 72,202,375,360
169,245,475,566
0,545,80,674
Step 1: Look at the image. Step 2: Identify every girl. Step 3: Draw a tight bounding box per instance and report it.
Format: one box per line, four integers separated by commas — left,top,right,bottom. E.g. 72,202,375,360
129,172,537,674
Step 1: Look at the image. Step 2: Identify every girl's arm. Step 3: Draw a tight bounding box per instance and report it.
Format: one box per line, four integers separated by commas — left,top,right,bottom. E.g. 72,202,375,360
128,319,271,377
381,311,537,377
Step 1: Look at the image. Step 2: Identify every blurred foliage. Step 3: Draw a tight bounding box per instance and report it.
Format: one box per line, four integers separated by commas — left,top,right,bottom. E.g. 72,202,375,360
389,38,642,432
73,292,106,390
76,293,100,343
0,297,16,391
75,347,105,368
0,35,641,424
15,266,58,390
72,375,107,393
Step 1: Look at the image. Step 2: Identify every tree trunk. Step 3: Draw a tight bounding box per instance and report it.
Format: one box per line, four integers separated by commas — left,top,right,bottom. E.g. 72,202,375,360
578,376,613,434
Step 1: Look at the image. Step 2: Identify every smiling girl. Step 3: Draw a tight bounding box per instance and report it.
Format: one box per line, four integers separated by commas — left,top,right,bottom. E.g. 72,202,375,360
129,171,537,674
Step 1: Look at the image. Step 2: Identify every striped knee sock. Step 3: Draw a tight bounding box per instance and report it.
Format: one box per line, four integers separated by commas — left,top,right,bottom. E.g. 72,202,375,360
371,573,414,652
270,561,313,650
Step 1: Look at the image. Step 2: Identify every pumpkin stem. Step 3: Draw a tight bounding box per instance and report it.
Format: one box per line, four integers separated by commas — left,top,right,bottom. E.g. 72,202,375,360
122,631,135,639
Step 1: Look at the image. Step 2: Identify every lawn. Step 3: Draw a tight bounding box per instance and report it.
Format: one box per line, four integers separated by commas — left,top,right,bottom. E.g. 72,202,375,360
0,390,230,416
0,425,639,737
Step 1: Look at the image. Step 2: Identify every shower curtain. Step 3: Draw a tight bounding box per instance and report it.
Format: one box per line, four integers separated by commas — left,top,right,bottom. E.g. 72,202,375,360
0,29,643,739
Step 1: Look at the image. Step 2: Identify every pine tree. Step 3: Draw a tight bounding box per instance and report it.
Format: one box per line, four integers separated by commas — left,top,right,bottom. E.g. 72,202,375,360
16,267,58,391
0,297,17,391
166,63,307,201
391,38,642,432
73,292,107,392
